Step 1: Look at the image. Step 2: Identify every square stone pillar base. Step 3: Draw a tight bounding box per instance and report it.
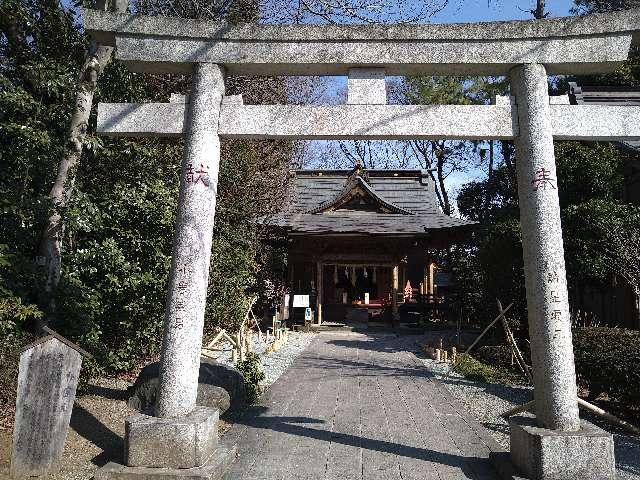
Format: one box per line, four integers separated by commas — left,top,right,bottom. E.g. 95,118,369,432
95,406,237,480
95,444,237,480
509,416,615,480
125,407,219,468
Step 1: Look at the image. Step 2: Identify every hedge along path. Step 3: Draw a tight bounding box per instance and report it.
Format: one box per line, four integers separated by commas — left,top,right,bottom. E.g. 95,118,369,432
460,299,640,435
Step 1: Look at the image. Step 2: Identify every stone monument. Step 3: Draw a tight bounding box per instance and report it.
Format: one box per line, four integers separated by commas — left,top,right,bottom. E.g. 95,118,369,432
11,328,91,479
83,6,640,479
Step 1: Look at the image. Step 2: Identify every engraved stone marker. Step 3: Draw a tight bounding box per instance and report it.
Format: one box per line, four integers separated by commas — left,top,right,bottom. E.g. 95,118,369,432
11,331,90,478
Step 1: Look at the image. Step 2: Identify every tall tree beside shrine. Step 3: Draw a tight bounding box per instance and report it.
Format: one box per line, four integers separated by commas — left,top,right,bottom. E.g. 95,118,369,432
1,0,90,335
452,0,640,329
1,0,90,420
572,0,640,13
0,0,291,383
564,0,640,324
36,0,128,326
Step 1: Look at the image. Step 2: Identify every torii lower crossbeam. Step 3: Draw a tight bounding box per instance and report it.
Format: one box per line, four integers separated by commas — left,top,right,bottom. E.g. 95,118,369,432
97,97,640,141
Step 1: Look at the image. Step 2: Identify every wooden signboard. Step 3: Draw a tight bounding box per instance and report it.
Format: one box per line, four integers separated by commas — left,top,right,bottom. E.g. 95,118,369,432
11,330,90,478
292,295,309,308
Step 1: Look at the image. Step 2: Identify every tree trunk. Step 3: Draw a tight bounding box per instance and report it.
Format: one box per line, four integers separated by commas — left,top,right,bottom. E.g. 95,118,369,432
633,285,640,329
37,0,128,324
483,140,494,224
433,143,451,216
534,0,546,19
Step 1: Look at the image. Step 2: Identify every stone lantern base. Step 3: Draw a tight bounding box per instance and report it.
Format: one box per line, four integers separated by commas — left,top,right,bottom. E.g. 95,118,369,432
509,416,615,480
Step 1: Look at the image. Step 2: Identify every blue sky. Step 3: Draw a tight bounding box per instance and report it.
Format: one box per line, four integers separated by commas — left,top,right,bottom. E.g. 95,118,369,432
430,0,574,22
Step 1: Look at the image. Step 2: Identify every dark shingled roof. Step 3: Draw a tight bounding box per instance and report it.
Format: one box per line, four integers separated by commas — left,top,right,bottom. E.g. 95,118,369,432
569,82,640,152
263,167,476,235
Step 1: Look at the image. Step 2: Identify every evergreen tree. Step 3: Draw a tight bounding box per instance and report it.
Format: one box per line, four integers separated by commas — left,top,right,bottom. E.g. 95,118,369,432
0,0,291,385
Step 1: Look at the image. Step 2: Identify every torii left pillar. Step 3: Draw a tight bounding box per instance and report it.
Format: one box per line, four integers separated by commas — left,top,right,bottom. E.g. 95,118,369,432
156,63,223,419
96,63,237,479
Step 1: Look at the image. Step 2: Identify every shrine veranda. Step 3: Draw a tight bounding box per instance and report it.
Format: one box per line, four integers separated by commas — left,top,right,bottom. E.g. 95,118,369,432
84,7,640,480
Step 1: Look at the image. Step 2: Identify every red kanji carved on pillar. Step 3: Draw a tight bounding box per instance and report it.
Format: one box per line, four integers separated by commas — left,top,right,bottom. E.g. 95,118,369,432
531,167,556,191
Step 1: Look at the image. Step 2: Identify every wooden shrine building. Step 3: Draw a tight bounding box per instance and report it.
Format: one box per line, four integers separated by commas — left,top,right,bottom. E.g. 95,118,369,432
567,82,640,329
264,165,476,325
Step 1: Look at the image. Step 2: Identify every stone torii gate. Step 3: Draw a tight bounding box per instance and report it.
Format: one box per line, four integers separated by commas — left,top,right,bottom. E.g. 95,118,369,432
84,7,640,480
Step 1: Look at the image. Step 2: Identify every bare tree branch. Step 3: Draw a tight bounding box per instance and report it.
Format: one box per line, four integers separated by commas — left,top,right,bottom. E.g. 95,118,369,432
260,0,449,24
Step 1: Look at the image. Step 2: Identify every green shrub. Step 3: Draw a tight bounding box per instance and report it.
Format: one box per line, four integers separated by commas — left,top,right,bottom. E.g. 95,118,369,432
0,295,43,337
453,353,524,385
475,345,528,370
236,352,265,404
0,334,25,427
0,294,41,427
0,0,290,388
573,327,640,403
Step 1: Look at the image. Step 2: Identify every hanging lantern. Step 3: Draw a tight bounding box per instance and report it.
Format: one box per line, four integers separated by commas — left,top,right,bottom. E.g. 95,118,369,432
363,267,368,278
372,267,377,283
351,266,356,286
333,265,338,284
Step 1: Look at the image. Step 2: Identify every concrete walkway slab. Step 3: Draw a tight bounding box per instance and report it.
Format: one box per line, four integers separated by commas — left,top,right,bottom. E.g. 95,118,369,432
223,333,508,480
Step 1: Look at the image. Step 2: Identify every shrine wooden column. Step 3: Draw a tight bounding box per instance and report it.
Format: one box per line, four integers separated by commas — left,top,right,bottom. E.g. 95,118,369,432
287,257,295,318
316,261,323,324
288,258,294,286
392,264,399,323
421,264,428,299
428,262,435,295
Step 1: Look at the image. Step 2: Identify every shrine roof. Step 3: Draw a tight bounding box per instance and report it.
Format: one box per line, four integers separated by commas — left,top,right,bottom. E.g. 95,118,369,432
262,168,476,236
568,82,640,152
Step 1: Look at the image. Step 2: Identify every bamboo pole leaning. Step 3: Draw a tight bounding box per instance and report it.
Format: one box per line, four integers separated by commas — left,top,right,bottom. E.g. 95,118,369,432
464,302,514,355
500,399,640,436
201,295,259,361
577,399,640,436
496,299,533,384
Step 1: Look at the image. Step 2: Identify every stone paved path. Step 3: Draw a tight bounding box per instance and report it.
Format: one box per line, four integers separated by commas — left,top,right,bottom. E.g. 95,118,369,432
223,333,506,480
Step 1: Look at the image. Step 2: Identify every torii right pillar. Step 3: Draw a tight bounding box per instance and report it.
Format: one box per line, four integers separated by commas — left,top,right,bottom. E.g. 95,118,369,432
509,63,615,480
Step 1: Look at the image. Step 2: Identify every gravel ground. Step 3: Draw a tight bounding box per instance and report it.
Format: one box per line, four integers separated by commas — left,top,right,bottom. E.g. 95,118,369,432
211,331,317,388
420,357,533,448
411,330,640,480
